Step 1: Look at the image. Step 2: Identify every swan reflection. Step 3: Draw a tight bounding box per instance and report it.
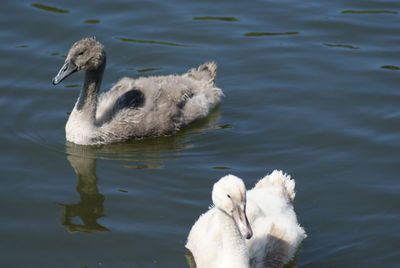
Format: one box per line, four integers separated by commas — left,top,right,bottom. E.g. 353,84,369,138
59,151,108,233
60,109,221,233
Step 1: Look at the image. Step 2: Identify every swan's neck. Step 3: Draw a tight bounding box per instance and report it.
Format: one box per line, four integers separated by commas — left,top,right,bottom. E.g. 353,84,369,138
76,60,105,118
217,209,249,268
66,59,105,144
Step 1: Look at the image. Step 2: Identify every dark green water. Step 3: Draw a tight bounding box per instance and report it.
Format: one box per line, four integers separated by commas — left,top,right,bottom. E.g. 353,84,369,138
0,0,399,267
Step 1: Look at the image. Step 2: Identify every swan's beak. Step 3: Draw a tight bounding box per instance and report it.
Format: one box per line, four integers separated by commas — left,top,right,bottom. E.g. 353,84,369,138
233,205,253,239
52,59,77,85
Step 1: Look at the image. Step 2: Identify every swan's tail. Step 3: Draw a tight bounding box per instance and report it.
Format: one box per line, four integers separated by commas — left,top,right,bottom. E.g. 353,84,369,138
254,170,296,201
187,62,217,83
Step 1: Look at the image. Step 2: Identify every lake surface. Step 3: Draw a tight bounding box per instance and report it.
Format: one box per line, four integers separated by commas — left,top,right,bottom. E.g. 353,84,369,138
0,0,399,267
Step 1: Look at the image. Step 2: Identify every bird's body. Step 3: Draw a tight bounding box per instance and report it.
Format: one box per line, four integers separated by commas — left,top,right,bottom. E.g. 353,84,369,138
53,38,222,145
186,171,306,268
186,175,253,268
245,171,307,268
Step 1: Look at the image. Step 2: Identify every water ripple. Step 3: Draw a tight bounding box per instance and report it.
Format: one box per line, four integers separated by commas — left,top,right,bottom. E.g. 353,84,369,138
136,67,162,73
380,65,400,71
341,10,398,15
323,43,360,49
84,19,100,24
31,3,69,14
192,16,238,22
116,37,191,47
63,84,81,88
244,31,299,37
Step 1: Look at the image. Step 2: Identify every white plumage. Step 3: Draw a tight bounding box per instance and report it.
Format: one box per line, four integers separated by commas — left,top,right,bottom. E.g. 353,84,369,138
186,170,306,268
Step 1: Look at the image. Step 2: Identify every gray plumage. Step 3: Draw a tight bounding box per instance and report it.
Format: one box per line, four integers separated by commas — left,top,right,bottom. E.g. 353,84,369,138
53,37,223,145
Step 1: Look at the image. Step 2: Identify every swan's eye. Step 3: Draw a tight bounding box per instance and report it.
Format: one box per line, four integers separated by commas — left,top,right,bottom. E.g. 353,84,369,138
78,51,84,56
227,194,231,199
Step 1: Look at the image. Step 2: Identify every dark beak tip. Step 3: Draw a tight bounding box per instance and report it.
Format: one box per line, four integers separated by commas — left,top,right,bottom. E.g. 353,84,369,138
52,60,77,86
245,231,252,239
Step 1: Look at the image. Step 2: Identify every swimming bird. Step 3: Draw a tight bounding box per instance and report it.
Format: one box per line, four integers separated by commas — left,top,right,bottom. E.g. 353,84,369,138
52,37,223,145
186,175,253,268
185,170,306,268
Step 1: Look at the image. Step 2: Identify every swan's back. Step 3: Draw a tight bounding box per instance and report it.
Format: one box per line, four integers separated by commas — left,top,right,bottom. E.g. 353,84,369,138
94,62,222,142
246,170,307,267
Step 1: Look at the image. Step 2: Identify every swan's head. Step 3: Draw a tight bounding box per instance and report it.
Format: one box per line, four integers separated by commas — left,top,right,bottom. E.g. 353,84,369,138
53,37,105,85
212,175,253,239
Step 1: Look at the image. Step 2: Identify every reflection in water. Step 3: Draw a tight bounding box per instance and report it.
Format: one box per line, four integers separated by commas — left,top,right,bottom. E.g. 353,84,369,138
59,151,109,233
66,108,221,169
185,250,196,268
31,3,69,14
60,109,221,233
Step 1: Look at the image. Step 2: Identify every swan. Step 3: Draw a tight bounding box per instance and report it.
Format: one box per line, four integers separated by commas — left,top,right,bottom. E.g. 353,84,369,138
52,37,223,145
185,170,306,268
186,175,253,268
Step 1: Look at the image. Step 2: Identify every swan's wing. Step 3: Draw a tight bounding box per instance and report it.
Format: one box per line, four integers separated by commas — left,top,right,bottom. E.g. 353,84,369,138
145,73,222,125
114,89,145,110
96,77,149,127
96,71,222,140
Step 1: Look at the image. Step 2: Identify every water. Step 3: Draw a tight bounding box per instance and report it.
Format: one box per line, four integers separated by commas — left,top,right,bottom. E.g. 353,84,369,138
0,0,399,267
